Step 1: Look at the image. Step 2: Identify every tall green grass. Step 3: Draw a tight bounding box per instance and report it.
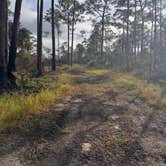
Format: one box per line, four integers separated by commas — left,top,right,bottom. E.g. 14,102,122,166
0,85,67,132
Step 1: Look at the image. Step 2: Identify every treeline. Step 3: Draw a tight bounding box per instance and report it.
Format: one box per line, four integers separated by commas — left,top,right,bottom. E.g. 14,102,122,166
0,0,166,89
76,0,166,80
48,0,166,80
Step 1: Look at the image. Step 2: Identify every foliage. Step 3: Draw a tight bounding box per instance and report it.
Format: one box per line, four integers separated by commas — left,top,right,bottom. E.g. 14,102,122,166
0,84,67,132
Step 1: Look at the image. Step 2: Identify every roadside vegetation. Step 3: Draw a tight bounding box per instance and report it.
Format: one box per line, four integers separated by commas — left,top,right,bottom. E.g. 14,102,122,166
1,65,165,134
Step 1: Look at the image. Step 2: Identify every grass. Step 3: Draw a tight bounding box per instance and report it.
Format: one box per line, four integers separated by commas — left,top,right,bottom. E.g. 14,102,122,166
0,64,166,132
65,65,166,108
0,84,68,132
109,73,162,106
0,64,165,166
99,66,166,108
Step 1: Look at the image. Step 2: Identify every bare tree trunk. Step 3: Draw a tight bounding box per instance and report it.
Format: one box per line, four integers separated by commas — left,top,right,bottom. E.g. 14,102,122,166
139,0,146,57
133,0,137,58
57,30,60,61
37,0,43,75
100,16,105,57
67,2,70,64
149,5,154,80
140,5,144,56
37,0,40,72
159,0,162,45
100,0,108,57
7,0,22,85
126,0,130,70
131,32,134,57
71,0,76,66
5,0,8,66
0,0,8,88
51,0,56,71
159,0,162,63
122,18,125,54
140,13,144,57
153,0,157,70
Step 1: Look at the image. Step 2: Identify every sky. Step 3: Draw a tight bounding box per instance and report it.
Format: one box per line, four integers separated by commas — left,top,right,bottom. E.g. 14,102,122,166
10,0,92,54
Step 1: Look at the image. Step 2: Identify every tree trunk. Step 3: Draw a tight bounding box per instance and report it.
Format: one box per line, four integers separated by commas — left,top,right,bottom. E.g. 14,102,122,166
7,0,22,85
149,5,154,79
37,0,43,75
57,30,60,62
159,0,162,63
51,0,56,71
140,9,144,56
139,0,146,57
101,17,105,57
133,0,137,58
67,2,70,64
153,0,157,70
122,18,125,54
71,0,76,66
5,0,8,66
0,0,8,88
100,0,107,57
126,0,130,70
159,0,162,46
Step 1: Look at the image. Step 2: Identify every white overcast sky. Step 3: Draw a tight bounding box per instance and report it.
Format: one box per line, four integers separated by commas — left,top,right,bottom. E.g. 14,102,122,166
10,0,92,53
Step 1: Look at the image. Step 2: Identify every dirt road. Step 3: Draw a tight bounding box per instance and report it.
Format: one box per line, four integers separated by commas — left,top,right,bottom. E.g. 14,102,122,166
0,69,165,166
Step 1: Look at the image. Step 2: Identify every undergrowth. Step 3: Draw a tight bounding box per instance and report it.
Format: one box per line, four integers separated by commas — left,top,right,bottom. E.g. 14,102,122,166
0,64,166,133
0,84,68,132
66,65,166,108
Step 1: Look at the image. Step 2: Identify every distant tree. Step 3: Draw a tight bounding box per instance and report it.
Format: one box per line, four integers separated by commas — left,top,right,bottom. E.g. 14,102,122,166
55,17,62,61
71,0,85,66
85,0,113,57
17,27,34,53
86,23,101,58
45,0,73,64
74,43,85,63
51,0,84,66
138,0,147,56
60,42,68,63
